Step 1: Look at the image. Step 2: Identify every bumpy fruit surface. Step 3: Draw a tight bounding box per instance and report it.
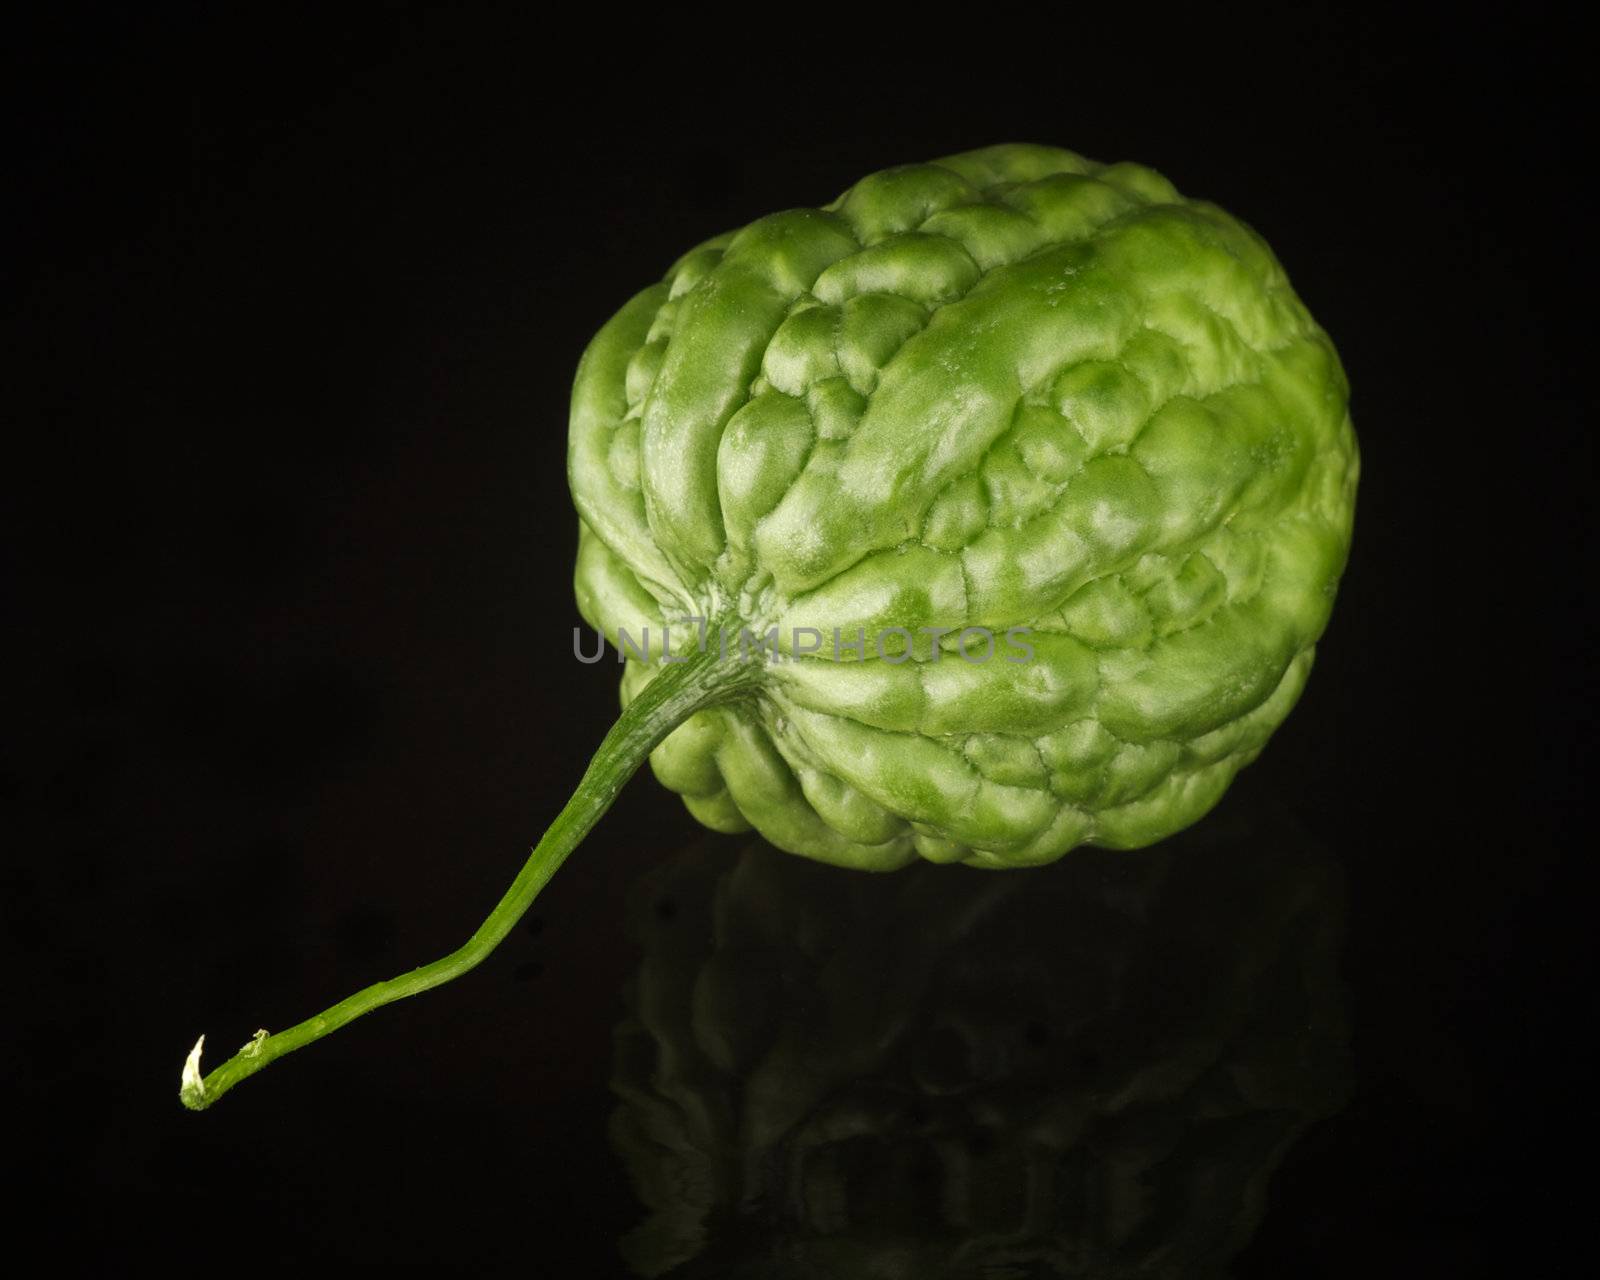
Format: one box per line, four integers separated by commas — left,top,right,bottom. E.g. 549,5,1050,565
571,144,1357,870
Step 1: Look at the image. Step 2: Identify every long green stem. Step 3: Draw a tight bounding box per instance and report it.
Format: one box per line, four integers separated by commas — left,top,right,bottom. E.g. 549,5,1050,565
180,636,755,1110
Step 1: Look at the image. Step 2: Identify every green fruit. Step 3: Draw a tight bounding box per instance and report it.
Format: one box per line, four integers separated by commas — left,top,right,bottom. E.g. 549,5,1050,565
181,143,1356,1109
573,143,1357,870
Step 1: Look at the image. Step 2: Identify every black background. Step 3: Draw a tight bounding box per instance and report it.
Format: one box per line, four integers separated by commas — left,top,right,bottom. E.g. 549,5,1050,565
5,6,1588,1274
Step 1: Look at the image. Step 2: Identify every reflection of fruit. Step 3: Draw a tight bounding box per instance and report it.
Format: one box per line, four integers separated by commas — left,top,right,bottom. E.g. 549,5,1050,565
610,802,1349,1277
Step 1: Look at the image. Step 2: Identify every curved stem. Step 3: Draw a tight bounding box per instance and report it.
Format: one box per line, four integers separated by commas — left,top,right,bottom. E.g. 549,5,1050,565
180,635,756,1110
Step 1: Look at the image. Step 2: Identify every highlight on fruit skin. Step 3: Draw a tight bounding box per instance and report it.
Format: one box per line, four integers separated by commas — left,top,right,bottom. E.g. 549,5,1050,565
179,143,1356,1111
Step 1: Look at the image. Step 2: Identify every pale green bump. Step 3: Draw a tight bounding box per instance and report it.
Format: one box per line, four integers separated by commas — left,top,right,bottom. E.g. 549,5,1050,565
606,418,642,493
788,760,906,846
912,829,970,864
716,391,815,553
835,293,929,396
1094,756,1240,850
649,705,728,798
985,801,1093,867
1259,519,1349,646
829,163,979,244
684,788,752,834
762,305,841,396
574,522,661,647
1196,525,1267,603
1097,604,1292,743
779,543,967,649
981,410,1071,528
962,733,1049,789
1141,291,1260,395
624,338,667,410
1132,398,1257,547
1141,552,1229,636
1038,718,1120,804
918,633,1098,737
643,296,679,345
960,517,1092,625
998,172,1138,245
920,203,1047,271
771,659,928,732
961,775,1058,848
721,208,859,296
715,712,909,868
784,707,977,830
665,240,732,300
1011,402,1085,486
1117,327,1191,408
1099,740,1184,807
1051,360,1153,455
806,377,867,441
920,474,990,553
1055,455,1162,565
1055,577,1154,650
812,232,982,308
1095,161,1181,205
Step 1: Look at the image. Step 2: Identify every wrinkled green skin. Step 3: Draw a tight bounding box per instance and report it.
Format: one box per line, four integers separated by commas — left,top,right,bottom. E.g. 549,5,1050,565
571,144,1357,872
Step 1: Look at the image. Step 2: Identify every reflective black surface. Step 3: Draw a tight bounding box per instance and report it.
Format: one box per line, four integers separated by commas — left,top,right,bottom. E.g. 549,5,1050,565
611,809,1348,1277
6,10,1585,1275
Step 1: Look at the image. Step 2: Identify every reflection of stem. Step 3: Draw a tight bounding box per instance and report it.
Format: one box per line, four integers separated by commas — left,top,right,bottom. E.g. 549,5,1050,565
180,633,755,1111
